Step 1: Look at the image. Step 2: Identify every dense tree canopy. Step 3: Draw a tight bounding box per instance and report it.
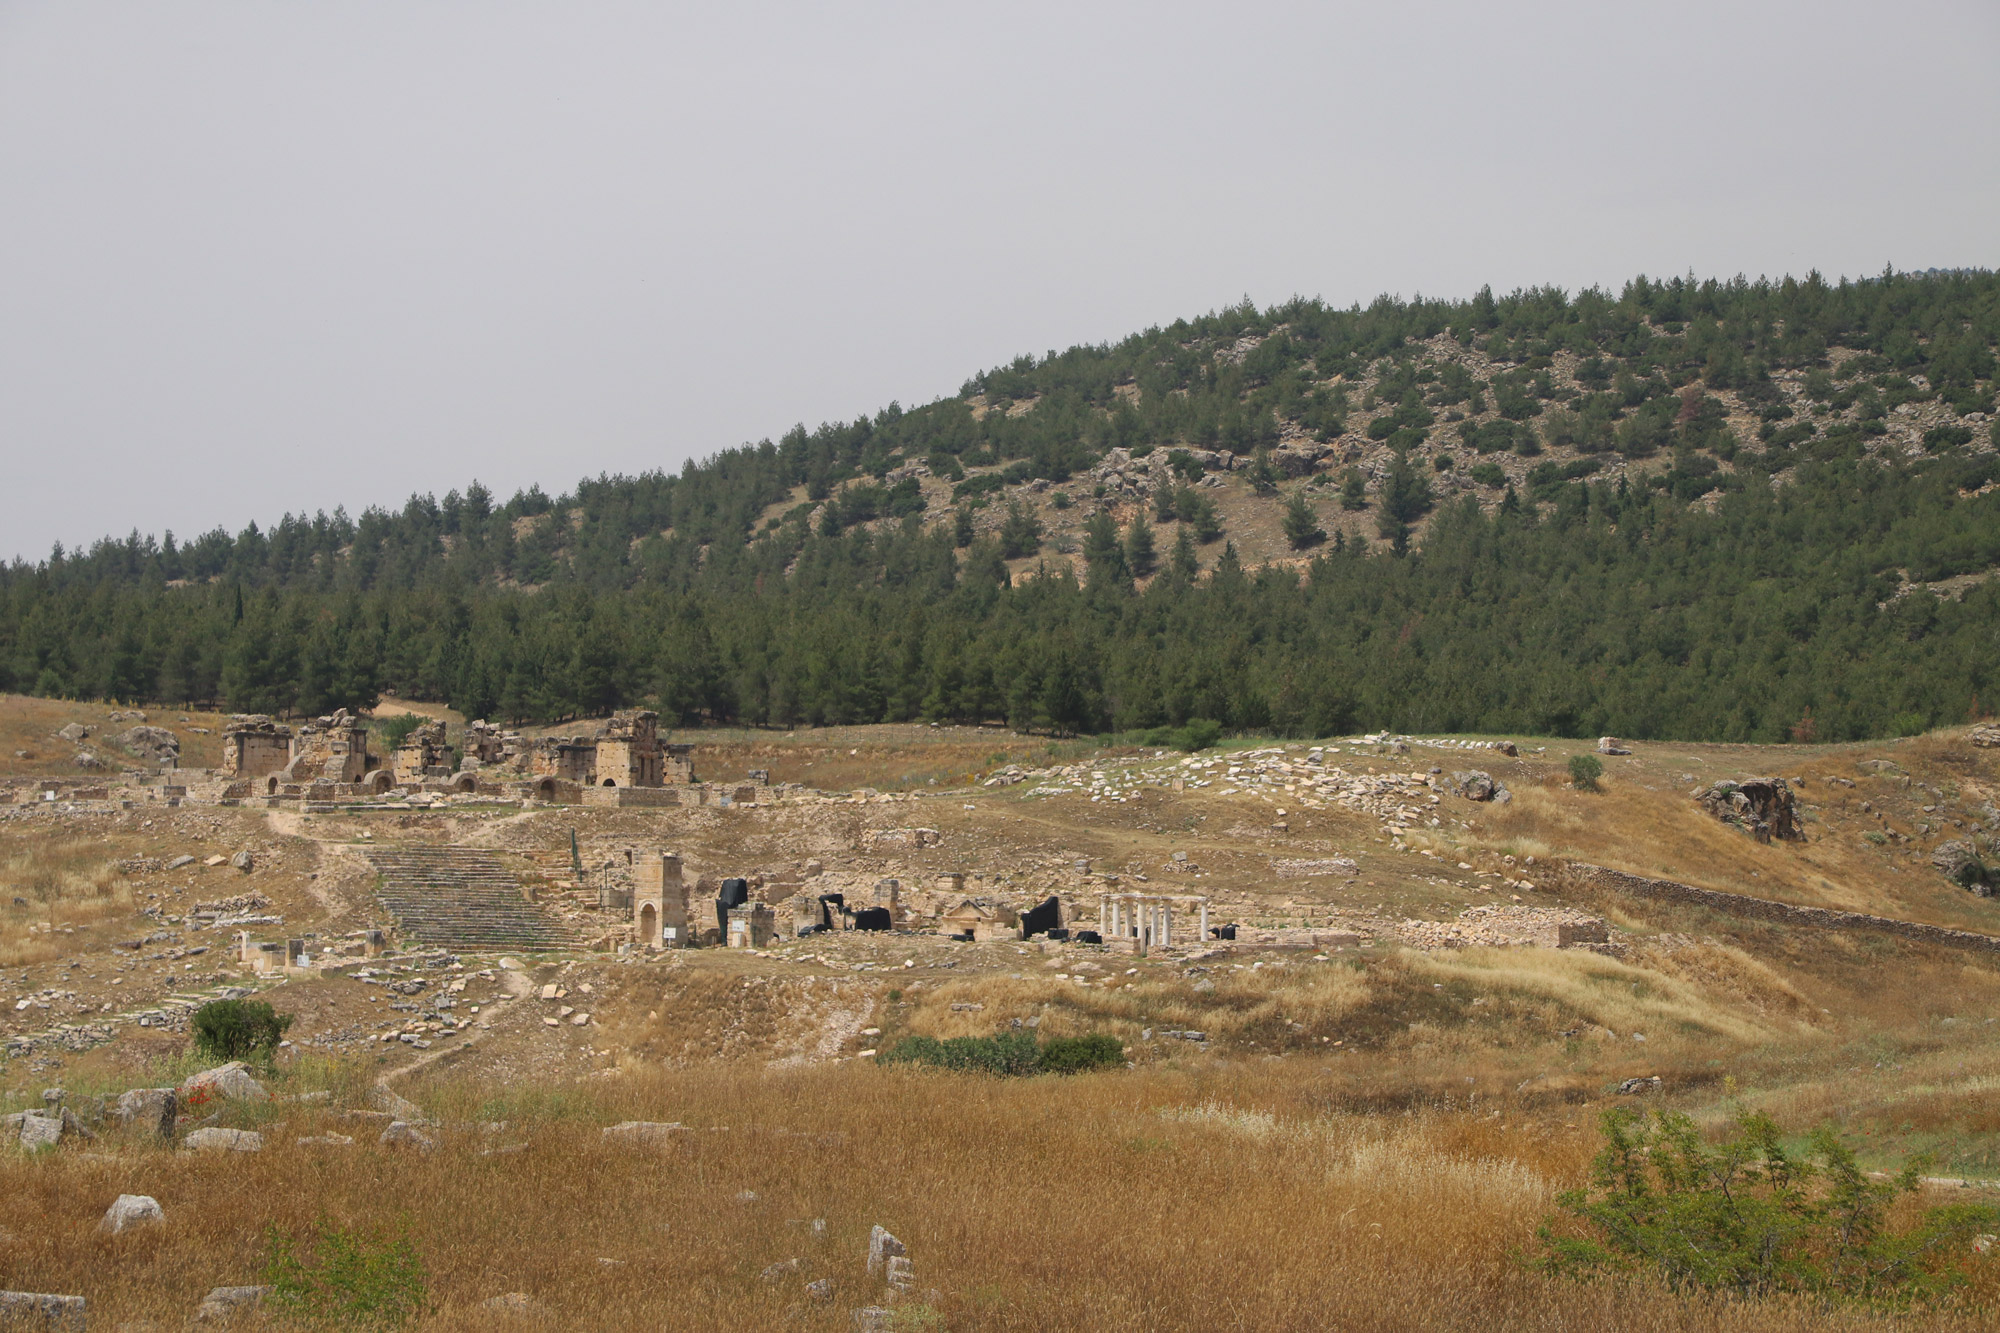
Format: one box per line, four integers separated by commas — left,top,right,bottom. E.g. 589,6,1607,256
4,268,1997,744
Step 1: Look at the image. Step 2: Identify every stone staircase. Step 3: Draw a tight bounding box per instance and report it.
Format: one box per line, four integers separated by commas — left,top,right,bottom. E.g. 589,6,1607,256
364,846,574,952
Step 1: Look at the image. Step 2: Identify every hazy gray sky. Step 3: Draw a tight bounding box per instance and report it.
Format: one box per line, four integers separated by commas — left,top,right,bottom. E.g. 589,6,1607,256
3,1,1995,562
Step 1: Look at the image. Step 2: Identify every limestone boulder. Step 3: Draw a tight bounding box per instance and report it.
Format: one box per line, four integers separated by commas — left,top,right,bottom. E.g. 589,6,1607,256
1693,778,1804,843
114,726,181,766
182,1128,263,1153
366,1085,423,1120
100,1194,165,1235
111,1088,179,1138
1450,771,1510,803
56,723,89,743
181,1062,268,1104
1932,841,1993,895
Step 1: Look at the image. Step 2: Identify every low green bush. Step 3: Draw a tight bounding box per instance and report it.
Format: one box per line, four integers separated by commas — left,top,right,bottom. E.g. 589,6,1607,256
192,998,293,1062
1035,1033,1125,1073
262,1218,429,1329
1567,754,1603,791
877,1030,1125,1076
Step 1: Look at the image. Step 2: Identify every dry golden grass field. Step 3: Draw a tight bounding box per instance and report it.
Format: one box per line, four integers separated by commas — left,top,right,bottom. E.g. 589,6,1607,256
4,705,2000,1328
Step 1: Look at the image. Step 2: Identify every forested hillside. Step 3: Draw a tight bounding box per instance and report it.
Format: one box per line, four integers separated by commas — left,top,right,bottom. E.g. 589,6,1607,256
4,268,1999,743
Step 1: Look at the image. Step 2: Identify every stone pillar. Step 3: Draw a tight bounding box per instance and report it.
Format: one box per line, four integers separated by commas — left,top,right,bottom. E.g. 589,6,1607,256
1098,894,1107,938
1199,899,1209,942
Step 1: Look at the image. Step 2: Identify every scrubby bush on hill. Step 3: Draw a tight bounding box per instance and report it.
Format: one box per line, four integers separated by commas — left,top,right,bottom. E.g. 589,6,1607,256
1533,1107,2000,1306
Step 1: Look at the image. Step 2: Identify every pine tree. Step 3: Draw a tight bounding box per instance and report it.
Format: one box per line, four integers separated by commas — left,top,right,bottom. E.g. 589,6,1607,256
1339,468,1369,511
1376,448,1435,555
1082,512,1130,590
1124,513,1157,578
1169,526,1198,580
1282,492,1325,549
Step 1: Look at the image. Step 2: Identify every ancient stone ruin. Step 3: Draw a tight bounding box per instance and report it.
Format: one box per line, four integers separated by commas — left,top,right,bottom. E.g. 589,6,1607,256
1693,777,1804,843
220,715,293,778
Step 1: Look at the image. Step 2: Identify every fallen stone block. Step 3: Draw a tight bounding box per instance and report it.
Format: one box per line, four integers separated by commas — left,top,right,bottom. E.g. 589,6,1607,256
0,1291,85,1331
379,1121,437,1154
602,1121,686,1146
16,1113,64,1152
193,1286,268,1323
183,1128,264,1152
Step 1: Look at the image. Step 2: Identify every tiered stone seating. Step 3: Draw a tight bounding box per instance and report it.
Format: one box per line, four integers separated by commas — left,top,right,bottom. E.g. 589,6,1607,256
364,846,572,951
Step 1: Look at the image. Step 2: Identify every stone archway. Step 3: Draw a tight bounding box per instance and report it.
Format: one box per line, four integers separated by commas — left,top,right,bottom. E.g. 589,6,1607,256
639,902,659,948
534,777,558,802
363,769,394,795
602,778,618,788
449,772,477,794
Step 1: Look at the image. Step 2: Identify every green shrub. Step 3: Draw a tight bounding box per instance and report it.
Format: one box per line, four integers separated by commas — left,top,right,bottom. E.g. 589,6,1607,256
1036,1033,1125,1073
192,998,293,1062
1567,754,1603,791
262,1218,428,1329
1179,717,1222,751
877,1032,1041,1075
1532,1107,1999,1305
877,1030,1125,1076
376,714,422,750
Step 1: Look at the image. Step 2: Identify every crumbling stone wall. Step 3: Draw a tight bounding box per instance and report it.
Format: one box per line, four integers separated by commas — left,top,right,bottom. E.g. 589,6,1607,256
391,720,450,785
287,709,372,784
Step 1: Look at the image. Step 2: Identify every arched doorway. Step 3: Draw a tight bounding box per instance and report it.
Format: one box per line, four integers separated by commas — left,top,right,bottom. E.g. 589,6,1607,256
639,902,659,948
534,777,558,802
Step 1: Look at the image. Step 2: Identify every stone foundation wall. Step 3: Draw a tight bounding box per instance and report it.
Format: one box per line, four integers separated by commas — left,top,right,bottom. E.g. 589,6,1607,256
1572,863,2000,955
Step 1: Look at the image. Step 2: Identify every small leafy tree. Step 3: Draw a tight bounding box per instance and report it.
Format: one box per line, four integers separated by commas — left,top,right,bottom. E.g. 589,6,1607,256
192,998,293,1061
1568,754,1603,791
263,1218,429,1329
1533,1107,1999,1305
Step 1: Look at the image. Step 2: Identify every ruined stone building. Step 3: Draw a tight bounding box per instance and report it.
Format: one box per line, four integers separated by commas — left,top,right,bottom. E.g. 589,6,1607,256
284,709,373,784
222,709,377,786
220,716,292,779
523,710,693,789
